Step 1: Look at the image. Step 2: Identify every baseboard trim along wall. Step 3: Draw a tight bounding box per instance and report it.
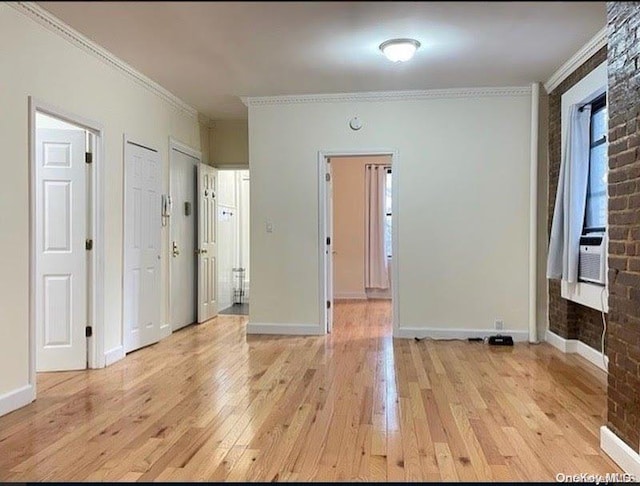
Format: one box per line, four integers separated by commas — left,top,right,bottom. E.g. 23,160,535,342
394,327,530,341
545,330,609,372
104,346,125,366
246,323,324,336
334,292,368,300
160,323,172,339
600,426,640,477
0,384,35,418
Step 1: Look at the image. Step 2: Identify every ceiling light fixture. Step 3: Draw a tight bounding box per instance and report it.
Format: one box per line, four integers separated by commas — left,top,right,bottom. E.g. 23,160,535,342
379,38,421,63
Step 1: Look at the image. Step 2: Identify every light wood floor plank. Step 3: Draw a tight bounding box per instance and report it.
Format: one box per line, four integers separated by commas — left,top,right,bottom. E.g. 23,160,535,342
0,300,621,481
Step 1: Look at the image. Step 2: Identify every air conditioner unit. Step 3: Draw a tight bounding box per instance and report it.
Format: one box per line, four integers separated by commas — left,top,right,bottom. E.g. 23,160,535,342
578,234,606,285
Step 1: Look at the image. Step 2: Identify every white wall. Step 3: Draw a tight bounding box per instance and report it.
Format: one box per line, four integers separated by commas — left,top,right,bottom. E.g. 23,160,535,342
211,119,249,166
248,90,532,334
0,5,202,401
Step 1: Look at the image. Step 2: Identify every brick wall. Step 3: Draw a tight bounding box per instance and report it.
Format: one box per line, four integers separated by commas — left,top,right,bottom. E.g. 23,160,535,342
606,0,640,453
547,47,607,351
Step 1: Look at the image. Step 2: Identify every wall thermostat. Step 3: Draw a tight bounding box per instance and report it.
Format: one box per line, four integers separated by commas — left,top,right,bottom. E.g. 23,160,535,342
349,117,362,131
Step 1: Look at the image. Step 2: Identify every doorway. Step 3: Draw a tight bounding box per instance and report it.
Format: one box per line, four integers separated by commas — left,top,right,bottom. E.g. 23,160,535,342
31,103,104,373
216,169,250,316
169,140,200,331
319,151,399,335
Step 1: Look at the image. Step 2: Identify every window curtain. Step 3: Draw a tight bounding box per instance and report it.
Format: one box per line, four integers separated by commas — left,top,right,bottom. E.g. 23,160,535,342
365,165,389,289
547,104,592,282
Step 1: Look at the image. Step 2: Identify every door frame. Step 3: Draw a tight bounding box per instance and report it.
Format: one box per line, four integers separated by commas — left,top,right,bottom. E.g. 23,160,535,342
168,137,201,332
215,166,250,311
28,97,106,390
317,149,400,336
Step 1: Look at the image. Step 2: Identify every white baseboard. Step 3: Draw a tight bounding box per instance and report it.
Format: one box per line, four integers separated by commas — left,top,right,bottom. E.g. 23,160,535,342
545,328,575,352
601,426,640,477
394,327,530,341
0,384,35,417
545,330,609,371
246,322,324,336
160,323,172,339
104,346,125,366
334,291,367,300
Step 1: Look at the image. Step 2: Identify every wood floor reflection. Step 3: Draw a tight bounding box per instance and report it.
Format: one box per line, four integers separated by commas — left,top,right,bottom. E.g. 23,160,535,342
0,300,620,481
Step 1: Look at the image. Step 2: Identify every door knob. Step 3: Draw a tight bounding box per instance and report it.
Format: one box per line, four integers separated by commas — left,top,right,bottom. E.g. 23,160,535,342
196,248,208,254
172,241,180,257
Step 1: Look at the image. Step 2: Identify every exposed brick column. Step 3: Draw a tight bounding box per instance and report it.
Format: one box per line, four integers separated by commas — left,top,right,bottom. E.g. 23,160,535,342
606,0,640,452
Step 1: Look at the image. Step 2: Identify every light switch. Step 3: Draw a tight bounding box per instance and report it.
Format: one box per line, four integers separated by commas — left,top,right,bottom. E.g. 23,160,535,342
266,221,274,233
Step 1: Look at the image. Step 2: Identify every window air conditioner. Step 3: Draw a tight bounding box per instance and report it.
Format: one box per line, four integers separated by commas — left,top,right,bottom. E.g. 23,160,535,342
578,234,606,285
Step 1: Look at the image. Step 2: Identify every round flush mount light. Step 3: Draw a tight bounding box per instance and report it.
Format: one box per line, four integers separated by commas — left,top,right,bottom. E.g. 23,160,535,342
379,38,421,62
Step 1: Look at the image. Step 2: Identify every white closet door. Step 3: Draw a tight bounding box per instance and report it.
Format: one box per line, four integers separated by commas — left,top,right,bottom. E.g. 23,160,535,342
124,142,162,353
36,128,88,371
197,164,218,323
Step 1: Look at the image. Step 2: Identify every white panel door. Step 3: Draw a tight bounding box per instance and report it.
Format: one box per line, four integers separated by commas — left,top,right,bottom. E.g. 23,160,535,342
170,149,197,330
197,164,218,323
36,128,87,371
124,142,162,352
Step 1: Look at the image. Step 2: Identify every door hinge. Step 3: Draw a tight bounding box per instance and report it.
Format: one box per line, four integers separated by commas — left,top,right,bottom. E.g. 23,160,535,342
327,300,331,309
85,152,93,164
325,173,331,182
326,236,331,245
85,326,93,337
85,239,93,251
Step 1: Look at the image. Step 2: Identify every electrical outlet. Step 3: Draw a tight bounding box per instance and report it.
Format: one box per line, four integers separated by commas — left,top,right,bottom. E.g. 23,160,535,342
494,319,504,331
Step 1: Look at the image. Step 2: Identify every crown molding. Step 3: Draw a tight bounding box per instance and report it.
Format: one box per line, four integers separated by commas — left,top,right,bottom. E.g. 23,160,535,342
241,86,532,107
9,1,198,119
544,26,608,94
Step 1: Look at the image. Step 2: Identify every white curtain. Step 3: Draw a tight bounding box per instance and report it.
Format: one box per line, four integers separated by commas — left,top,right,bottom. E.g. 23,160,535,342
547,104,592,282
365,165,389,289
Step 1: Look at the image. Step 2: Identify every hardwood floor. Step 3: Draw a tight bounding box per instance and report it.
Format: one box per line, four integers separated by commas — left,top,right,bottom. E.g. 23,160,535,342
0,300,620,481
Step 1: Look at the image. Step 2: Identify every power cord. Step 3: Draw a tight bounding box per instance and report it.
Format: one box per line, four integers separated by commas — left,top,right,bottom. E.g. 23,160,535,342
600,285,608,372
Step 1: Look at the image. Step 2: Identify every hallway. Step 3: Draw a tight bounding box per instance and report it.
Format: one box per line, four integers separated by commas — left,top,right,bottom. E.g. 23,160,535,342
0,301,619,481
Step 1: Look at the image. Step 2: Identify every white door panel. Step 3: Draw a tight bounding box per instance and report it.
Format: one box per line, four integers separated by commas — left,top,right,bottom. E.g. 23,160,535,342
170,150,197,330
197,164,218,322
124,142,161,352
36,128,87,371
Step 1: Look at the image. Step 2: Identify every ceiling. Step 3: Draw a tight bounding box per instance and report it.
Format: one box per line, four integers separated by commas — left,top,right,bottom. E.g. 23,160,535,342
39,1,606,120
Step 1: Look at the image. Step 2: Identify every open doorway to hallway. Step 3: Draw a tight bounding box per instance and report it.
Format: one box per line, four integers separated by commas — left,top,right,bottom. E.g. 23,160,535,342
325,155,394,334
216,169,250,316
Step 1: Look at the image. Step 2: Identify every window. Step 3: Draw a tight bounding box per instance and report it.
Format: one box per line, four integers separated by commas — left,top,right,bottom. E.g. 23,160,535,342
583,94,607,234
384,168,392,258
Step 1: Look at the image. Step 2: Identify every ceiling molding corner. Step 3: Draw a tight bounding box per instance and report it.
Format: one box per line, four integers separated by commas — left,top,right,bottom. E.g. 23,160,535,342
197,113,215,128
543,26,608,94
242,86,532,107
10,1,199,119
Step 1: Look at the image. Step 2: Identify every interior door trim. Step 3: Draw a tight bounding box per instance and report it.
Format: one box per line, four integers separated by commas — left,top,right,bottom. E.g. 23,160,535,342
28,96,106,394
